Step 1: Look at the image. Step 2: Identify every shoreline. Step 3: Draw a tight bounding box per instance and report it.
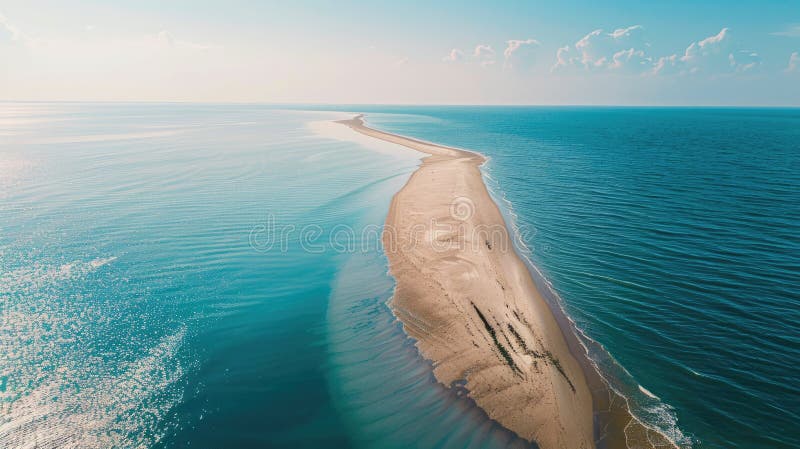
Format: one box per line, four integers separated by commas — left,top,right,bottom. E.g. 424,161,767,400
337,114,680,449
339,114,593,448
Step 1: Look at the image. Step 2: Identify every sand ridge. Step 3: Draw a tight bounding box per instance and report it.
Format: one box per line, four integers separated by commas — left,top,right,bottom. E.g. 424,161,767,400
338,114,595,449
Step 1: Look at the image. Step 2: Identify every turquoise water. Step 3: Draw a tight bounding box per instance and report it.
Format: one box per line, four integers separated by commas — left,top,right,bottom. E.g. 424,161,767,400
2,104,798,449
354,106,800,449
0,103,527,448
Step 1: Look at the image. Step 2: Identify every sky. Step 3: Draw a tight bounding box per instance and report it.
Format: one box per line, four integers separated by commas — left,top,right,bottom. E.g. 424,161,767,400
0,0,799,105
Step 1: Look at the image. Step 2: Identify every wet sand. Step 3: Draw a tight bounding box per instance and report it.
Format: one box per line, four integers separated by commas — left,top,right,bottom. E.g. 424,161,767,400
337,114,678,449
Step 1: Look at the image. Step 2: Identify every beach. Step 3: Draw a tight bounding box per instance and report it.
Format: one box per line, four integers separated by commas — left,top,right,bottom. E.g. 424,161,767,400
338,114,594,449
337,114,685,449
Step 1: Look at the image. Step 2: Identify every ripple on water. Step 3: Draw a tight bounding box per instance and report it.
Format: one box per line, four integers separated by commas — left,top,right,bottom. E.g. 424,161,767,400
326,250,535,449
0,257,188,448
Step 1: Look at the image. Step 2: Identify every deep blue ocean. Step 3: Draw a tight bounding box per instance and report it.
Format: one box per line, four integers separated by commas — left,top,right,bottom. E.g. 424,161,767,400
1,104,798,449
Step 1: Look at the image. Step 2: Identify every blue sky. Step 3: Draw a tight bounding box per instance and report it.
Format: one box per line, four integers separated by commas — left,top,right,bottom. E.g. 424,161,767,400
1,0,798,104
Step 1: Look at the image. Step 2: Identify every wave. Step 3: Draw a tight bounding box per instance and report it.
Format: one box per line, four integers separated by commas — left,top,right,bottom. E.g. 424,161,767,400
639,385,660,400
479,160,693,449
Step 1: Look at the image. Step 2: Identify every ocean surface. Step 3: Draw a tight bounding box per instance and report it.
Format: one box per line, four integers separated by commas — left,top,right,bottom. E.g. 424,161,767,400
1,104,798,449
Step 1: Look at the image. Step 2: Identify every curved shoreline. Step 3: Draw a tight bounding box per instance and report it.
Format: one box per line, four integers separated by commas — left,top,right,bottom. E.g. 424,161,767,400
339,114,593,448
480,162,683,449
337,114,680,449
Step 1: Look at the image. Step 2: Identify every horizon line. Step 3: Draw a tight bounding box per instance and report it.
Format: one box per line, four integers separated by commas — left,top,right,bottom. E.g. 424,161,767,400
1,100,799,108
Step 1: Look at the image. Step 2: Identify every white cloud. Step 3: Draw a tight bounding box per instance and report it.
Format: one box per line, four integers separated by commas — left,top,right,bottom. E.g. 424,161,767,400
473,44,496,67
577,25,646,66
503,38,540,69
552,25,650,72
572,29,604,67
553,45,571,71
442,48,464,62
771,25,800,37
680,28,729,67
652,28,757,75
610,48,650,71
474,44,494,58
609,25,646,40
0,13,22,42
504,39,539,59
651,54,680,75
443,44,496,66
788,52,800,72
552,26,764,76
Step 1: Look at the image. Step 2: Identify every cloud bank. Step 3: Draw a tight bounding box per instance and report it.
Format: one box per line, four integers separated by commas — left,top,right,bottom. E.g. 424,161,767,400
548,26,760,76
552,25,649,72
653,28,759,75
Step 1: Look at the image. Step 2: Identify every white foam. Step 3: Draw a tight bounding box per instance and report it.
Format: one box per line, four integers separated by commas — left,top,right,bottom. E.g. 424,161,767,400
685,366,706,377
88,256,117,268
480,162,693,448
639,384,660,399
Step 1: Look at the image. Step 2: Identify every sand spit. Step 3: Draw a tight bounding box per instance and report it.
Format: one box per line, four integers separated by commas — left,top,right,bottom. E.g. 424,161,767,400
338,114,595,449
337,114,683,449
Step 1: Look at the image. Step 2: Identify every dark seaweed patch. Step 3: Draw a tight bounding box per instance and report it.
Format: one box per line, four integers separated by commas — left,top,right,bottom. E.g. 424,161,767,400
506,324,576,393
472,303,520,374
506,323,529,353
545,350,575,392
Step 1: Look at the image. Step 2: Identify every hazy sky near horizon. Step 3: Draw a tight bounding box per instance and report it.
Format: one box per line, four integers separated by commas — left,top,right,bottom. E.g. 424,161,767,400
1,0,799,105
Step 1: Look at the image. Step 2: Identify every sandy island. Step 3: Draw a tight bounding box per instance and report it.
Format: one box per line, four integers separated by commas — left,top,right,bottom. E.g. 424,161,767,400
337,115,679,449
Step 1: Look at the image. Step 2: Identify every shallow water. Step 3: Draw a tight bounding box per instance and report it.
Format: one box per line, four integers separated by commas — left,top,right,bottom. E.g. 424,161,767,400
1,103,531,448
